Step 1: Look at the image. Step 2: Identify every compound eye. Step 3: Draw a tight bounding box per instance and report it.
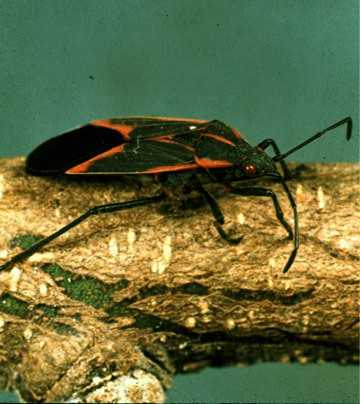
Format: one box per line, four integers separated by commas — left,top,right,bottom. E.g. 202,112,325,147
243,163,257,176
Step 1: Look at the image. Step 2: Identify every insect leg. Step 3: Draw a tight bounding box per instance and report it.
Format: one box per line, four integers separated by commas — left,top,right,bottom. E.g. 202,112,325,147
278,178,299,273
229,184,298,273
194,181,243,244
229,185,293,239
0,194,165,271
257,138,292,179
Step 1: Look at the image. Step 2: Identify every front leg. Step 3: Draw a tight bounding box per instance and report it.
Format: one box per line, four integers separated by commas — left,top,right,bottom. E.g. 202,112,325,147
229,185,294,239
194,181,242,244
229,184,298,273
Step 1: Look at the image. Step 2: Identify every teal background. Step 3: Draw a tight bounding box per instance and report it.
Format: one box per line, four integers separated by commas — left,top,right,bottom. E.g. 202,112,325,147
0,0,358,402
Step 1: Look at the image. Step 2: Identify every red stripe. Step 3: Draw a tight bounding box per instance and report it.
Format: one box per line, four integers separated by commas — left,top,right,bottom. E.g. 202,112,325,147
195,157,233,169
203,133,235,146
91,120,133,140
66,144,125,174
144,163,199,174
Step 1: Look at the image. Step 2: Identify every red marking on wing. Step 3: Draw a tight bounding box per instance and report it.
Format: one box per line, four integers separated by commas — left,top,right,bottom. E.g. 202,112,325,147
144,162,199,174
91,119,133,140
66,144,125,174
195,157,233,169
130,115,208,124
151,136,178,143
203,133,235,146
231,127,244,140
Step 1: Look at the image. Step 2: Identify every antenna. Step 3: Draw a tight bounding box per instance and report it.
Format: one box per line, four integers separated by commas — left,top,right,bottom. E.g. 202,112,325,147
273,117,352,162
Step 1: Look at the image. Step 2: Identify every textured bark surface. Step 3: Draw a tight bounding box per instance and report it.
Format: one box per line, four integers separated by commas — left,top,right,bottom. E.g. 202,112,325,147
0,158,359,403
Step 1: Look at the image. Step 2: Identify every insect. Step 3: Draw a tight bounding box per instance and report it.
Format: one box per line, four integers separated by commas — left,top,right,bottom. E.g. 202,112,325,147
0,116,352,273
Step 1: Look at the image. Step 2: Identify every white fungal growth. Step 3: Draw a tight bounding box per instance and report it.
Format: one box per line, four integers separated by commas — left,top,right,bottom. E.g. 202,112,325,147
151,261,159,273
303,315,310,327
91,376,102,386
298,356,309,364
198,300,209,314
109,235,118,257
185,316,196,328
0,175,5,199
151,261,167,275
127,228,136,253
39,283,48,297
189,126,197,130
337,238,353,251
0,317,5,331
267,260,275,288
82,369,165,404
296,183,303,198
23,327,33,340
225,318,236,330
9,267,22,292
157,261,167,274
248,310,255,320
284,280,291,291
202,315,211,323
151,236,172,274
237,212,246,225
268,258,277,269
162,236,172,264
317,186,326,209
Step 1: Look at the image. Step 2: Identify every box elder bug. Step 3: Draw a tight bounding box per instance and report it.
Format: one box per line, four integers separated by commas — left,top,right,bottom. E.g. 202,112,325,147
0,116,352,273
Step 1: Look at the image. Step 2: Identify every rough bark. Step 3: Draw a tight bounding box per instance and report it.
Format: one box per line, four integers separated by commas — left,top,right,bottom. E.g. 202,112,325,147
0,157,358,403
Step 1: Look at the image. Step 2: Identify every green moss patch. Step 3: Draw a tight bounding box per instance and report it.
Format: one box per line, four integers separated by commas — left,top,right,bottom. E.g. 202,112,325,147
35,304,59,318
42,263,129,309
174,282,208,295
0,293,30,318
52,321,78,336
10,234,43,250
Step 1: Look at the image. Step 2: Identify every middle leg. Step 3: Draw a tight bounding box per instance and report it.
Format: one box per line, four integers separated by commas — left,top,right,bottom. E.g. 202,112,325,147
194,181,243,244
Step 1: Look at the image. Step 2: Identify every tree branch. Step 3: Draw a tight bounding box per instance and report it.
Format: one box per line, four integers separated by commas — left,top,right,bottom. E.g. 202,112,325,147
0,158,358,402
